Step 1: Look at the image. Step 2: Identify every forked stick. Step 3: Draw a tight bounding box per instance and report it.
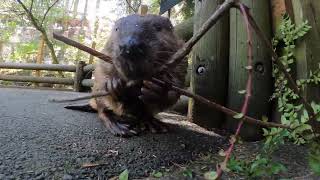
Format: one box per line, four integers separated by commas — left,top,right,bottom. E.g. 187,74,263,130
52,35,290,129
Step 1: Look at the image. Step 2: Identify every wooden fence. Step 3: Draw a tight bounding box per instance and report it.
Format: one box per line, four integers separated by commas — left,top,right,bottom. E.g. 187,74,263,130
0,61,94,92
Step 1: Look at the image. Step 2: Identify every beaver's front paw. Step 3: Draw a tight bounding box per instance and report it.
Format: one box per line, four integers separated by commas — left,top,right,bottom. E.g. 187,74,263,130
99,110,140,137
138,80,179,107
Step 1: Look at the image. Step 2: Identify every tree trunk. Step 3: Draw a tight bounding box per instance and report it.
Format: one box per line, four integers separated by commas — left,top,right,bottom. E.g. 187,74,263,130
76,0,89,62
0,41,3,62
57,0,71,64
72,0,79,18
89,0,101,64
34,35,46,87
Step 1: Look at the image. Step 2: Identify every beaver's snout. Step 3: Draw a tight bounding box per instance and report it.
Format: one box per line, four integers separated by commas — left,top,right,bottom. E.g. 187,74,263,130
119,36,147,60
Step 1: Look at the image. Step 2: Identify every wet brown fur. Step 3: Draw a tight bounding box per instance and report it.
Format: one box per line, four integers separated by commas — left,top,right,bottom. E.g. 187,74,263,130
90,14,187,135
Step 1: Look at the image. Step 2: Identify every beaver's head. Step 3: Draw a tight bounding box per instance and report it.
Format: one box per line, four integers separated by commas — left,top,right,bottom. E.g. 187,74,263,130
104,14,182,81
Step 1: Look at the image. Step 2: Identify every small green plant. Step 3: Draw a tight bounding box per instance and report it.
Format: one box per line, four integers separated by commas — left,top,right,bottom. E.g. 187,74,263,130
228,155,286,178
151,171,163,178
119,169,129,180
227,14,320,178
203,170,218,180
309,142,320,175
182,169,194,178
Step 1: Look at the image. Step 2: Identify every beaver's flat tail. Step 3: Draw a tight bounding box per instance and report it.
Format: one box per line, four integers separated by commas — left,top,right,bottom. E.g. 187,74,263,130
64,104,97,113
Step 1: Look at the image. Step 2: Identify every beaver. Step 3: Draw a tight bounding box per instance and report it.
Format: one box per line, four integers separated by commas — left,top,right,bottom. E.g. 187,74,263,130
66,14,187,137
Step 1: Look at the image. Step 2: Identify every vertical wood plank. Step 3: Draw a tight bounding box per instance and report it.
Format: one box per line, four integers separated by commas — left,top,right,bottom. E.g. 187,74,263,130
292,0,320,131
188,0,229,129
225,0,273,141
74,61,86,92
271,0,294,35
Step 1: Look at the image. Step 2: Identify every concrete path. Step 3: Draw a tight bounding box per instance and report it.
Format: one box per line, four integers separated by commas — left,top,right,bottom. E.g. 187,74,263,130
0,88,226,179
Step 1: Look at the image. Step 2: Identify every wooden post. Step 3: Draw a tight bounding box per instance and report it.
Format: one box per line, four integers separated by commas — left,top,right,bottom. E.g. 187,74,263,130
74,61,86,92
188,0,229,129
292,0,320,132
34,35,45,87
225,1,273,141
271,0,294,35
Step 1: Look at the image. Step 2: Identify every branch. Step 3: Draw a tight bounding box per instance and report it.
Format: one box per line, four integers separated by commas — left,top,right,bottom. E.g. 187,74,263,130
41,0,60,25
16,0,30,15
52,34,290,130
151,78,289,129
125,0,141,13
164,0,235,70
53,33,112,63
216,3,253,178
49,92,109,103
17,0,44,33
30,0,34,12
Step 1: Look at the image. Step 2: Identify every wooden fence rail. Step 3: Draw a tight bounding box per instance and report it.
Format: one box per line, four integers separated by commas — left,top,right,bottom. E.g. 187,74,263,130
0,61,94,91
0,75,74,85
0,63,76,72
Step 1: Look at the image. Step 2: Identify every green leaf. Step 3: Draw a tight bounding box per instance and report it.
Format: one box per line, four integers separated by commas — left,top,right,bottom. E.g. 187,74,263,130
152,172,163,178
295,124,312,133
233,113,244,119
262,115,269,122
309,144,320,175
245,66,253,70
204,171,218,180
238,90,247,94
182,169,193,178
262,128,269,136
119,169,129,180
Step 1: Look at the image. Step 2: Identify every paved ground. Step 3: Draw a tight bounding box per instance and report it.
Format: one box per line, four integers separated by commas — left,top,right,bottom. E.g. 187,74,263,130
0,88,226,179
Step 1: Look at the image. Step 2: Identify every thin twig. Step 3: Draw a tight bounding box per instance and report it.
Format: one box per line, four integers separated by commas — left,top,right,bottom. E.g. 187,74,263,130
216,3,253,178
125,0,141,13
82,162,108,168
53,33,113,63
30,0,34,13
164,0,236,70
41,0,61,25
49,92,109,103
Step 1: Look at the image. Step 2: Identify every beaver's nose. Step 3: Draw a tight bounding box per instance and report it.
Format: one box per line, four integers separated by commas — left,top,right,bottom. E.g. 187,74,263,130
119,37,146,59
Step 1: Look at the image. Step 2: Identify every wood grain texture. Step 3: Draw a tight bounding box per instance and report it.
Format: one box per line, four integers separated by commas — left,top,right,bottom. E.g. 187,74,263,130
292,0,320,131
188,0,229,129
225,0,273,141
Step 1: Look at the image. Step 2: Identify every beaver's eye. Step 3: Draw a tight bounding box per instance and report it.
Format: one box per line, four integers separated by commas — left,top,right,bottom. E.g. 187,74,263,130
115,28,118,31
154,24,162,31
